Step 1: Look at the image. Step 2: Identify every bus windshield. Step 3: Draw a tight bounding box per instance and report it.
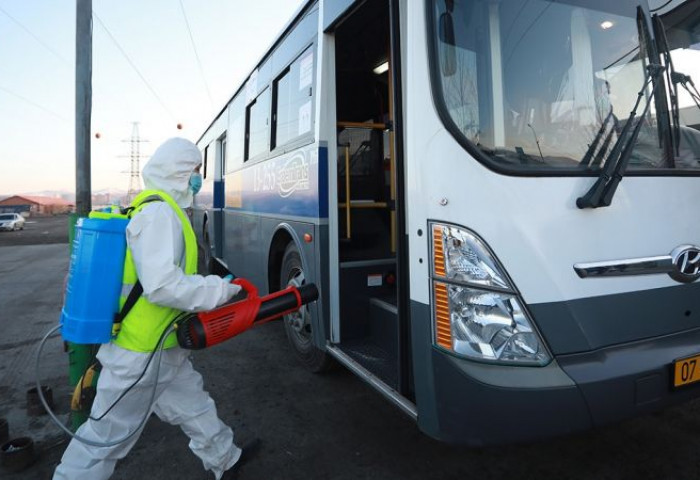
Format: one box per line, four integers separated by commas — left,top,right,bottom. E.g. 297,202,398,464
429,0,700,174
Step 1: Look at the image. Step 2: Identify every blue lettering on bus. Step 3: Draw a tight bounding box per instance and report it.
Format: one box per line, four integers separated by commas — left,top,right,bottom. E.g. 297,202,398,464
225,146,328,218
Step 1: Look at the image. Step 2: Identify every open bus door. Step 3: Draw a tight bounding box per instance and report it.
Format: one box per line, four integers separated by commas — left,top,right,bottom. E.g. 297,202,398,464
327,0,414,414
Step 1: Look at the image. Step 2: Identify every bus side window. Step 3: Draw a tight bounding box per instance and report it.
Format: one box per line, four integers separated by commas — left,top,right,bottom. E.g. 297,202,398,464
219,136,227,173
272,46,315,151
203,145,208,179
245,88,271,161
227,94,245,172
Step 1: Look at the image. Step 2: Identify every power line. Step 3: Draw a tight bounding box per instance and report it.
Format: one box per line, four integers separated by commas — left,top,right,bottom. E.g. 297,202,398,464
0,4,70,66
0,84,69,122
0,4,121,114
503,0,531,50
178,0,214,109
505,2,553,67
92,11,178,122
650,0,674,12
0,6,71,126
0,4,114,112
603,45,640,71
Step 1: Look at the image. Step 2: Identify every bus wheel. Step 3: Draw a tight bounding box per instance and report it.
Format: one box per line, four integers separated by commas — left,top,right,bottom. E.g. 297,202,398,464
280,243,334,373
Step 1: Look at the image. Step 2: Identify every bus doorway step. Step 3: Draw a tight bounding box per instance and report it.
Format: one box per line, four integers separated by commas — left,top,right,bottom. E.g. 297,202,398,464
338,340,398,390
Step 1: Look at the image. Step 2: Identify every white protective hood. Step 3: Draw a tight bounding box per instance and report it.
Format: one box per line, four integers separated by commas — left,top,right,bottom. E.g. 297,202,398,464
128,136,240,314
142,137,201,208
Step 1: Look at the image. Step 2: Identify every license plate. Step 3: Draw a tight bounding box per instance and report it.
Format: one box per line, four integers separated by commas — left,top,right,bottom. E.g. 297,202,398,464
673,354,700,387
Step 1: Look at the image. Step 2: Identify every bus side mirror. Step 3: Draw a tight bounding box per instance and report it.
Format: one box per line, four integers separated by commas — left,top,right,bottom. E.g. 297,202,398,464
439,12,456,77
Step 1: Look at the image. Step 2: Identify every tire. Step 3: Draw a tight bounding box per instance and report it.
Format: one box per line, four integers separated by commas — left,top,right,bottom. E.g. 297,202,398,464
280,243,334,373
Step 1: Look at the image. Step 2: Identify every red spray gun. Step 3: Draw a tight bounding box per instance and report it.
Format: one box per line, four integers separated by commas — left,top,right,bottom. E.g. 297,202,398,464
176,278,319,350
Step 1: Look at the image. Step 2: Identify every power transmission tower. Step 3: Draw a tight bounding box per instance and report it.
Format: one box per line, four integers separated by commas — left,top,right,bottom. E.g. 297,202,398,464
122,122,148,204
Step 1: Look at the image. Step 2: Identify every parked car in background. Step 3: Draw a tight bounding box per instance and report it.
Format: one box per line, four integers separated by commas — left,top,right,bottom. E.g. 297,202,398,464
0,213,25,231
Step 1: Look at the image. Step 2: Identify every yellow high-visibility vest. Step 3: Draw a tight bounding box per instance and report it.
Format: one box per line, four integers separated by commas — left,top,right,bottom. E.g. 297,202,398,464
113,189,197,352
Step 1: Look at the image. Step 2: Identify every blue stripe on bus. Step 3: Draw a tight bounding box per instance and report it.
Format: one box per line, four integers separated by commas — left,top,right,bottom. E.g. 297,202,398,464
213,180,224,209
226,146,329,219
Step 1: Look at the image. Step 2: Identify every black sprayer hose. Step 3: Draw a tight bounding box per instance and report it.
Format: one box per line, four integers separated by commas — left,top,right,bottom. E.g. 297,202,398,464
35,323,176,447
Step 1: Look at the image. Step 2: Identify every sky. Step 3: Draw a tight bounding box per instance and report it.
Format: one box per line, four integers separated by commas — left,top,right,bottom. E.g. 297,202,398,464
0,0,305,197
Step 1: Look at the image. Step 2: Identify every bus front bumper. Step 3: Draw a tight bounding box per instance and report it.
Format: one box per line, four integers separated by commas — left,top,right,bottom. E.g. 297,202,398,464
557,326,700,427
419,327,700,446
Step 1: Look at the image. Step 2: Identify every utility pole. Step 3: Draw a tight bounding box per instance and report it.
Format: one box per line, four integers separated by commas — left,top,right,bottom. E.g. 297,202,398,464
75,0,92,216
122,122,148,204
69,0,94,431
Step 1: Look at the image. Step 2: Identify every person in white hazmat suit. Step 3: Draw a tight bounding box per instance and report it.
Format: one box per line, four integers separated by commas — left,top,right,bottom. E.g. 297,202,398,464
53,138,258,480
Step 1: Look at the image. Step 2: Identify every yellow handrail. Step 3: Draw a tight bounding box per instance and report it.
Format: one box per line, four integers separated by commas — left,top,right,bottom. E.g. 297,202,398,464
338,201,388,208
337,109,395,249
337,121,387,130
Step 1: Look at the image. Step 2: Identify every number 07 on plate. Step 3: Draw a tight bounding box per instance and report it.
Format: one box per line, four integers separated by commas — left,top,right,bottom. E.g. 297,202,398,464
674,354,700,387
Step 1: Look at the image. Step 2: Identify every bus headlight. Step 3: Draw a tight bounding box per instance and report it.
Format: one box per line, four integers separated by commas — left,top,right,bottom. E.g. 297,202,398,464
442,227,508,289
431,223,550,365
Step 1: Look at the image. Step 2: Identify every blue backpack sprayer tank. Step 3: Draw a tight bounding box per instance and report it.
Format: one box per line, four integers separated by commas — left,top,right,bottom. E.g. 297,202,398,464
36,209,318,446
60,214,130,344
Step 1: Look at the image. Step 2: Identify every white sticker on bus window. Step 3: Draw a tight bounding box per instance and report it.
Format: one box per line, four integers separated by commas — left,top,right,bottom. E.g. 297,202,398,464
299,53,313,90
367,274,382,287
246,69,258,104
298,101,311,135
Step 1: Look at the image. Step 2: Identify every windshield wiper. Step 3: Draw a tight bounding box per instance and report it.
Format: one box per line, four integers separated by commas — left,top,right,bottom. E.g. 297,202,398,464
590,120,619,168
652,14,680,161
579,110,617,168
576,63,665,209
673,72,700,110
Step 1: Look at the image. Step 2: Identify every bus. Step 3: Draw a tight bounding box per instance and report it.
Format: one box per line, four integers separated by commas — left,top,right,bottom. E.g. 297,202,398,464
193,0,700,445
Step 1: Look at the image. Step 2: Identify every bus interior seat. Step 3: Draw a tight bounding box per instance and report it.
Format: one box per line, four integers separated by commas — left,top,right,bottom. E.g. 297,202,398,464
337,125,392,259
337,127,384,202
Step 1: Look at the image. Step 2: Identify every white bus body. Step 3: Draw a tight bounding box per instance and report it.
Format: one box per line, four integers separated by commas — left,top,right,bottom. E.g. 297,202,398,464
194,0,700,445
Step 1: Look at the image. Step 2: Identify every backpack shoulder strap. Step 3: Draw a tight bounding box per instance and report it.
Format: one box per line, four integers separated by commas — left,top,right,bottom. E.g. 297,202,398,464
123,194,163,217
111,194,165,333
113,280,143,326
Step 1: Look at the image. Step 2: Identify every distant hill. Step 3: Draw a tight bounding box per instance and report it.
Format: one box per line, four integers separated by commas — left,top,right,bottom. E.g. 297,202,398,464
22,190,76,202
0,189,129,206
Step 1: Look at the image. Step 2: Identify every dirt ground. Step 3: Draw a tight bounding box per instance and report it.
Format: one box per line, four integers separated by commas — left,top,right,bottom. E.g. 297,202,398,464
0,215,70,247
4,217,700,479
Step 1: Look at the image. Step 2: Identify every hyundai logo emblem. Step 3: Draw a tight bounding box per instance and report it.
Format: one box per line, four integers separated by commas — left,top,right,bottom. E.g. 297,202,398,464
670,245,700,283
